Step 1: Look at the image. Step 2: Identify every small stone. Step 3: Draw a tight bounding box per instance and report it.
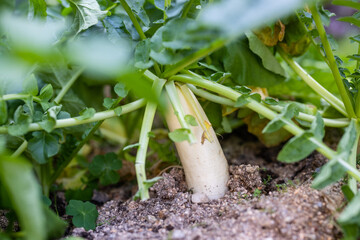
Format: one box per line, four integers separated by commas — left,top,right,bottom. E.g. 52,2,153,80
172,229,185,239
147,215,157,223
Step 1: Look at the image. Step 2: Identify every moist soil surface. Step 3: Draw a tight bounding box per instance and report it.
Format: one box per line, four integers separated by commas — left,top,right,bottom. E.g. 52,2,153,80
70,129,344,240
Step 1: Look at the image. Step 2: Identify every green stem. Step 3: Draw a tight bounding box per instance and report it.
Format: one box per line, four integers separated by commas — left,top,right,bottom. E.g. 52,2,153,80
153,63,162,76
100,127,127,145
119,0,146,40
279,49,347,117
355,45,360,115
54,67,84,104
269,105,350,128
181,0,195,18
11,140,28,157
165,81,196,143
189,83,349,128
357,43,360,70
295,11,330,67
170,72,360,181
0,99,146,134
162,39,227,78
187,84,235,106
2,94,41,103
48,97,142,185
119,0,162,76
135,78,166,200
106,2,118,11
349,121,359,193
310,5,356,118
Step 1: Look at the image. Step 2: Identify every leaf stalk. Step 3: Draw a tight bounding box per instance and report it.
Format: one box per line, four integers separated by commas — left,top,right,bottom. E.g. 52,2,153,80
171,72,360,181
310,5,356,118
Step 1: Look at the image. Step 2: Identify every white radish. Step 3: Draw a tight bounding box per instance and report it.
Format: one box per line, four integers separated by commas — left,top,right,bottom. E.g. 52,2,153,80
165,84,229,202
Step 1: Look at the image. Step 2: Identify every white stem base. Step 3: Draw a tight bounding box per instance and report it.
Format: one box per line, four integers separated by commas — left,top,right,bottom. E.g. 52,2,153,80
165,87,229,201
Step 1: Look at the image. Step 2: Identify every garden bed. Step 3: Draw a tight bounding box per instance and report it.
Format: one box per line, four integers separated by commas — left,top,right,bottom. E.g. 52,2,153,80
70,130,343,240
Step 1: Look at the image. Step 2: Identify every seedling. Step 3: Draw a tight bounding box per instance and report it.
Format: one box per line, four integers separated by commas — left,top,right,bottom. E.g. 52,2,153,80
253,188,262,198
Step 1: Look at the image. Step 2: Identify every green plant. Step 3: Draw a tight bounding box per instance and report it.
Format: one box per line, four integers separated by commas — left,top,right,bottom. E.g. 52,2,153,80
1,0,360,239
253,188,262,198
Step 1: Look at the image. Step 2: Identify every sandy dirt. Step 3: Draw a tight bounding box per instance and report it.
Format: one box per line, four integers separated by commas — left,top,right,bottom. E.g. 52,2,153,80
70,132,344,240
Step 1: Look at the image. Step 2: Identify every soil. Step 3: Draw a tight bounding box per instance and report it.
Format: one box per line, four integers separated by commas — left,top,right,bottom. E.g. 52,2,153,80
69,129,345,240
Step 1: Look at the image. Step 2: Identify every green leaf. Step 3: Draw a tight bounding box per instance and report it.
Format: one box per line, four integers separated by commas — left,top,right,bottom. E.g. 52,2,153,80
221,116,232,133
277,132,316,163
0,135,6,154
76,108,96,120
234,95,250,107
39,84,53,102
224,37,285,88
262,103,300,133
43,206,68,239
246,32,286,78
65,188,93,202
319,6,335,26
68,0,107,34
263,97,278,105
350,35,360,43
29,0,47,18
332,0,360,11
151,0,171,11
0,154,46,240
235,86,252,94
27,132,60,164
168,128,191,142
8,105,32,136
312,120,357,189
114,82,128,98
149,18,219,64
337,16,360,28
23,74,38,96
148,137,177,163
337,192,360,240
203,102,222,128
89,152,122,185
311,113,325,140
0,233,11,240
160,18,218,50
0,99,8,125
337,119,357,158
347,54,360,61
114,106,122,116
198,0,303,38
66,200,98,231
311,154,347,189
39,105,62,133
42,195,52,207
59,90,87,117
65,37,130,76
103,98,116,109
341,185,355,202
185,114,198,126
250,93,261,102
135,39,153,69
117,72,157,102
0,14,63,60
276,114,324,163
